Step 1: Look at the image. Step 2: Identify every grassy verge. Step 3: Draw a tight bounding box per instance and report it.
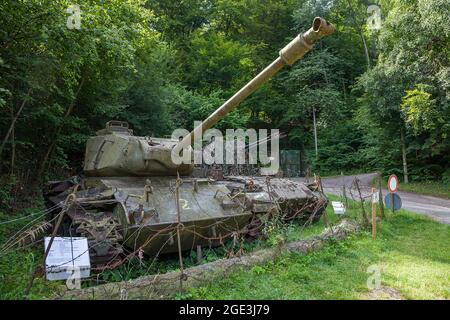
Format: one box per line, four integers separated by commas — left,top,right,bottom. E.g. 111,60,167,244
373,178,450,199
0,209,61,300
2,194,448,300
395,181,450,199
183,196,450,300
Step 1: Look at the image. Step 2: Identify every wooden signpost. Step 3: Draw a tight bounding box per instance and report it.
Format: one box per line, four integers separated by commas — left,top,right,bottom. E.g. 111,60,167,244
371,188,378,240
371,174,403,240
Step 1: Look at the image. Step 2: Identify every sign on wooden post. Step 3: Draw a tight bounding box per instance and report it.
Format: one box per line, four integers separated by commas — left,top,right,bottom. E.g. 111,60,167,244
386,174,402,213
371,189,377,240
387,175,399,193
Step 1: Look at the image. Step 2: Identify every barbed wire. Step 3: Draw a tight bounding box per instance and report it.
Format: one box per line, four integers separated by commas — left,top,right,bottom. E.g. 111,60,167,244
2,174,340,297
0,202,61,226
0,205,64,256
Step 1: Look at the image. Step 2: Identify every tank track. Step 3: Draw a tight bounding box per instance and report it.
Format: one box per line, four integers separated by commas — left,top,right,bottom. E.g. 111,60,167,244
69,210,123,269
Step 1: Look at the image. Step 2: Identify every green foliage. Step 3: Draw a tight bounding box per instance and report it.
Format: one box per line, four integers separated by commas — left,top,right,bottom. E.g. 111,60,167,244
0,175,16,210
251,265,267,275
355,0,450,179
262,216,289,248
0,0,449,206
164,84,249,132
188,204,450,300
0,0,175,181
442,169,450,186
186,31,256,94
401,84,435,134
312,120,365,175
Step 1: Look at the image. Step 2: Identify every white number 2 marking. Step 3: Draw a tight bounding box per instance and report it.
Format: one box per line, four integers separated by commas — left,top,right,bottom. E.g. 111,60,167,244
179,199,191,210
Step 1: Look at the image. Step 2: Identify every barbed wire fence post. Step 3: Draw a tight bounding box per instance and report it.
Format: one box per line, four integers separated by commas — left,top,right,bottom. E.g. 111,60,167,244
341,171,348,209
353,178,369,227
175,173,185,293
24,187,78,297
378,173,385,218
317,175,329,228
371,188,377,240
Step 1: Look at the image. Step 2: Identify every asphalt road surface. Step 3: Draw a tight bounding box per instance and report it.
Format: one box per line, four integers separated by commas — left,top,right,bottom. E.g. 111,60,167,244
295,173,450,225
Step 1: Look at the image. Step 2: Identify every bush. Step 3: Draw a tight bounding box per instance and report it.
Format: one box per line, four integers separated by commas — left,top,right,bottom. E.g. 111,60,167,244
442,169,450,186
0,175,16,211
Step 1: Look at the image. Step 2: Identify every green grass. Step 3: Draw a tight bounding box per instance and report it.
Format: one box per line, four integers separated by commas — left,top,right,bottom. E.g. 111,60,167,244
183,197,450,300
0,209,61,300
2,195,449,300
373,178,450,199
395,181,450,199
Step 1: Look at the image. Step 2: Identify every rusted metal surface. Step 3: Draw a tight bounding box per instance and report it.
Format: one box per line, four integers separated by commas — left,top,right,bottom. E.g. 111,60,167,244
44,174,327,268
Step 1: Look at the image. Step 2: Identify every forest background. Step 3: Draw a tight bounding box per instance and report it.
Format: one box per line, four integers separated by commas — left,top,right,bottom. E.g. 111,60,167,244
0,0,448,209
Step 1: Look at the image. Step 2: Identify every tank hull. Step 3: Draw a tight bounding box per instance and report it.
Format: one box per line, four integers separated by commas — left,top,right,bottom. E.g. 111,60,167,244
44,176,327,267
124,214,252,256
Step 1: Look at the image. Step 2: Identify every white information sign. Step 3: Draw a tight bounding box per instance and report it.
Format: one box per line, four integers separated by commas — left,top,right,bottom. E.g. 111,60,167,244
331,201,346,215
44,237,91,281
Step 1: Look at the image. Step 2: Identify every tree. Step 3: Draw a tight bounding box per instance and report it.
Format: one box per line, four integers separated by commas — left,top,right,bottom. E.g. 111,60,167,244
356,0,450,181
0,0,171,185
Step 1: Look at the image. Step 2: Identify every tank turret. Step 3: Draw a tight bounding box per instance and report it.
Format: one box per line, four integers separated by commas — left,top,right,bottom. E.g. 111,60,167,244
83,121,193,176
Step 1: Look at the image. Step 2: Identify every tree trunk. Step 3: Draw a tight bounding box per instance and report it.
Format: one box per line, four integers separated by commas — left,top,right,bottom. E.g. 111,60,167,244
10,105,15,175
346,0,371,69
400,127,409,183
354,178,369,226
0,89,32,159
313,107,318,160
37,78,85,181
359,31,371,69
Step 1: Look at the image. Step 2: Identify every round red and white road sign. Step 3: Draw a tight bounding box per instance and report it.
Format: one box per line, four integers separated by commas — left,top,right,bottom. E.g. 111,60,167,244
388,175,399,193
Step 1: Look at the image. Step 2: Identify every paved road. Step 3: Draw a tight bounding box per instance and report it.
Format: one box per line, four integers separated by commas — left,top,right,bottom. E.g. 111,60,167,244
295,173,450,225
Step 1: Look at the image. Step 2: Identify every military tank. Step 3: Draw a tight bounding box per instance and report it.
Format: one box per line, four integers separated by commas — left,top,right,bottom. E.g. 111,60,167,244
44,17,335,269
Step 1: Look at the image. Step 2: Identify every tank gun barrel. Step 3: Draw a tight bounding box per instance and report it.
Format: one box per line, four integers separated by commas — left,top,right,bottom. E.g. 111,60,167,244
174,17,335,155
